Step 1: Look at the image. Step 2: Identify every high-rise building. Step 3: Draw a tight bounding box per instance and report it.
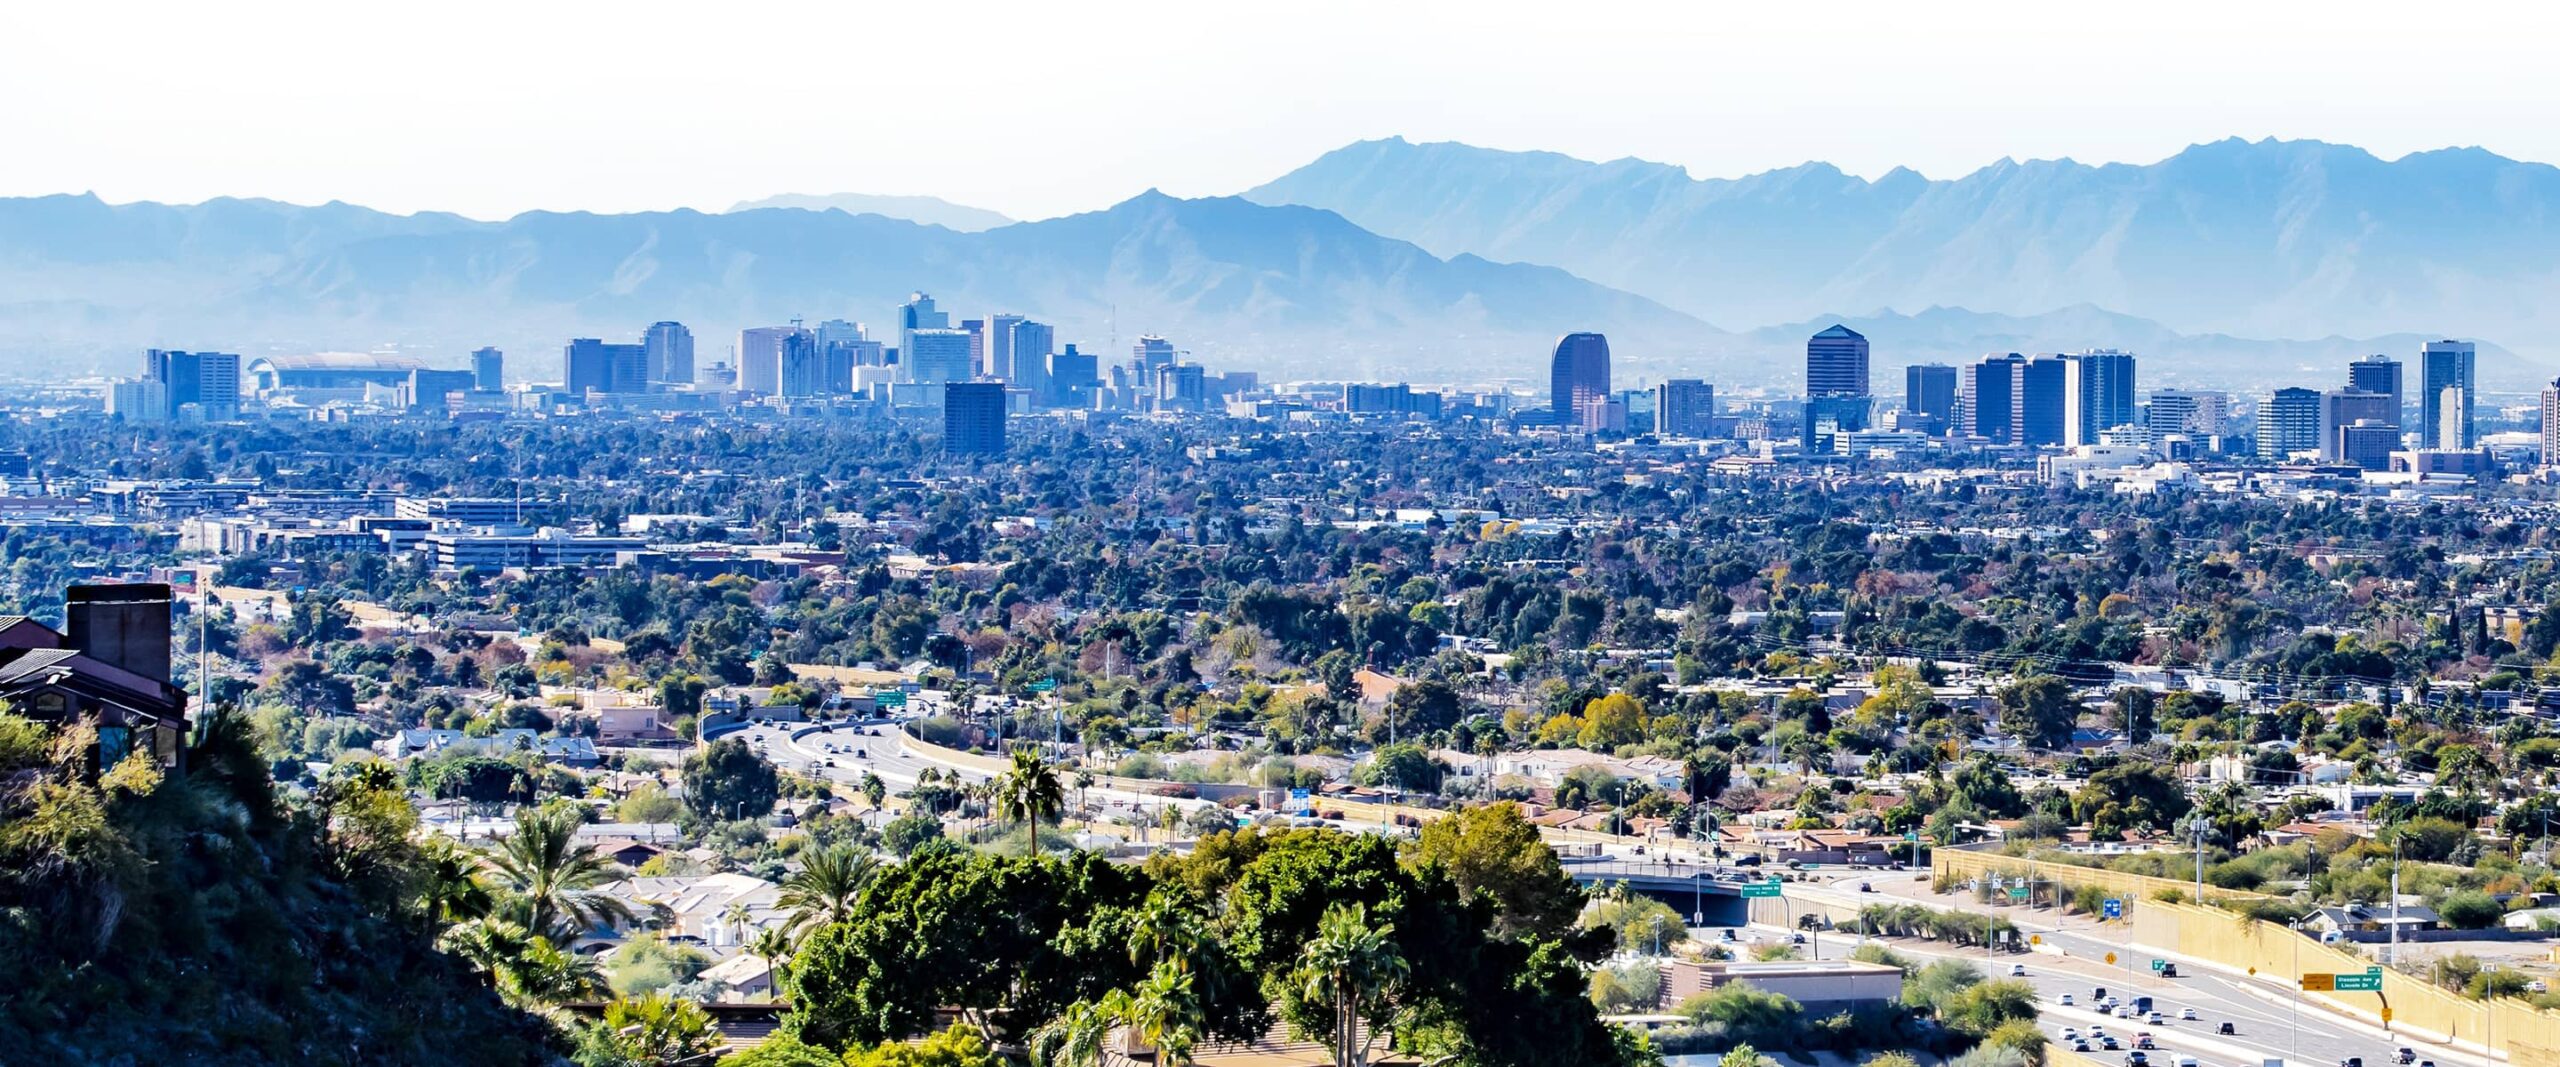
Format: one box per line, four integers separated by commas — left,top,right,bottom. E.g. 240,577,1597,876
1655,379,1717,437
778,331,828,397
736,326,808,395
2421,339,2478,450
1048,344,1098,408
1806,324,1870,398
402,368,477,413
960,319,986,378
2541,378,2560,470
899,292,949,360
471,347,504,392
2062,349,2138,447
1156,363,1209,411
943,381,1007,455
1958,354,2024,443
1548,333,1611,428
1905,364,1958,424
143,349,242,420
904,328,974,384
2338,421,2400,472
2348,354,2403,428
643,322,693,385
1007,319,1053,405
107,379,168,422
2259,387,2323,460
1802,396,1871,451
563,338,648,396
1133,335,1176,375
2019,356,2067,446
2145,389,2232,443
985,313,1026,380
2319,389,2397,461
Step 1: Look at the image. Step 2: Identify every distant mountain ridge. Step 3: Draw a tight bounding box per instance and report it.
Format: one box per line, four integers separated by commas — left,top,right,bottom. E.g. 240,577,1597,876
724,192,1014,232
1244,136,2560,356
0,190,1708,381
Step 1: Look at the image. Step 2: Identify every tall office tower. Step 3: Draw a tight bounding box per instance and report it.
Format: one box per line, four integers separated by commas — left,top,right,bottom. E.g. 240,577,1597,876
2259,387,2324,460
2421,339,2478,449
107,379,168,422
943,381,1008,455
1957,354,2025,443
904,328,974,384
820,341,855,395
2019,355,2067,446
1655,379,1717,436
985,313,1026,380
2319,389,2398,461
563,338,648,396
1548,332,1611,428
736,326,807,394
641,322,693,385
1805,324,1870,397
471,347,504,391
777,331,829,397
1007,319,1053,404
143,349,242,420
898,292,949,362
2348,354,2404,427
1048,343,1097,408
2145,389,2232,442
2062,349,2138,446
1156,363,1209,411
2541,378,2560,469
1906,363,1958,423
1133,335,1176,376
960,319,986,377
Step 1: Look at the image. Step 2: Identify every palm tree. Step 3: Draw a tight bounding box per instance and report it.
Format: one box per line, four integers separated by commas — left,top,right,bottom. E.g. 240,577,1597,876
414,835,494,933
1031,962,1205,1067
778,844,878,936
994,746,1065,857
722,900,753,948
1293,903,1408,1067
439,916,604,1007
484,804,633,942
1032,995,1117,1067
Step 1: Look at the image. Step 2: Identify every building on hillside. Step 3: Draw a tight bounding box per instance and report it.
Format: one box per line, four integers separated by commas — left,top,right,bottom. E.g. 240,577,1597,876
0,583,191,769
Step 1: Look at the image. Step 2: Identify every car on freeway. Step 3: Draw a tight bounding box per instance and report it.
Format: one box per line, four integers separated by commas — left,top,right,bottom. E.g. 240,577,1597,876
1859,882,1875,892
2217,1022,2236,1035
2180,1008,2198,1021
2147,1012,2164,1026
2073,1043,2093,1054
2011,964,2027,976
2061,1029,2080,1042
2135,1034,2155,1050
2094,986,2110,1000
2397,1050,2415,1064
2099,1036,2120,1051
2060,994,2076,1006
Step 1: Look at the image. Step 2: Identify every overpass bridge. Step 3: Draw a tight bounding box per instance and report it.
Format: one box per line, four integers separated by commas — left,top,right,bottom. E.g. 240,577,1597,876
1560,858,1773,927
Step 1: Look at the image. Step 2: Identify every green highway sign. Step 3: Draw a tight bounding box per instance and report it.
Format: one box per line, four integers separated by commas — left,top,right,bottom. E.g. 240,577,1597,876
2008,886,2031,899
875,690,909,708
1741,879,1783,899
2150,959,2166,973
2336,973,2382,991
1028,678,1058,693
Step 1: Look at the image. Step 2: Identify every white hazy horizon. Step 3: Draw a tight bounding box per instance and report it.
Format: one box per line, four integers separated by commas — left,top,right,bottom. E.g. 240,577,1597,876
6,0,2556,221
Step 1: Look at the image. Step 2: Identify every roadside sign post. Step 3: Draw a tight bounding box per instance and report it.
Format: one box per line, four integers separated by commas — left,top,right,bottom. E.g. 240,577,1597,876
2103,898,2124,920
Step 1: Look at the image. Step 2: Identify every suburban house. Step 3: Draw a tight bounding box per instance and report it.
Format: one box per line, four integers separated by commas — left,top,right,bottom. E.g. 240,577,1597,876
2309,903,2442,941
0,583,192,769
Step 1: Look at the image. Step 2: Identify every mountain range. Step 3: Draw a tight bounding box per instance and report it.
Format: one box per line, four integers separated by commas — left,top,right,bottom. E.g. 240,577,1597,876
0,190,1700,381
1245,136,2560,363
723,193,1014,232
0,135,2551,387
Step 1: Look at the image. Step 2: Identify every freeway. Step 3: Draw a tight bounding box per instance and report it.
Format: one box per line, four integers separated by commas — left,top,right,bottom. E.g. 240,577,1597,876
1775,873,2493,1067
719,717,1230,823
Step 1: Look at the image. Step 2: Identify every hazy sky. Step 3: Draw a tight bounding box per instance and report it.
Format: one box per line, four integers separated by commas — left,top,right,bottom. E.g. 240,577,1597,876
7,0,2556,221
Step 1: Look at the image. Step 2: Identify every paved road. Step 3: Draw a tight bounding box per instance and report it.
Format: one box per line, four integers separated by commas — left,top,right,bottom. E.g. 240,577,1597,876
722,718,1232,826
1774,874,2492,1067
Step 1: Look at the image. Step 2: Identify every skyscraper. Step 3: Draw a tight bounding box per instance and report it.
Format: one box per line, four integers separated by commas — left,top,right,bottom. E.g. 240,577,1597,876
1806,324,1870,397
2319,389,2397,461
471,347,504,392
736,326,808,395
563,338,647,396
960,319,986,378
2421,339,2478,450
904,328,974,384
2542,378,2560,470
1958,354,2024,443
1905,364,1958,424
2259,387,2323,460
1655,379,1716,437
986,313,1026,380
1048,344,1097,408
899,292,949,364
2019,355,2067,446
943,382,1008,455
2348,354,2403,428
143,349,241,420
2061,349,2137,447
1132,335,1176,374
643,322,694,385
2145,389,2231,442
1156,363,1209,411
1548,333,1611,428
1007,319,1053,405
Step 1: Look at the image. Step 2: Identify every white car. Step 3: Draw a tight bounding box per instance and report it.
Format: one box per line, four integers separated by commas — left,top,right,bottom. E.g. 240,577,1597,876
2010,964,2027,976
2179,1008,2198,1021
2061,994,2077,1006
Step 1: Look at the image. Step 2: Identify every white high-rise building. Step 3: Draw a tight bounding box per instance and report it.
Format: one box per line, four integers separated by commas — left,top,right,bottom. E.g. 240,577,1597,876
904,328,973,384
985,313,1026,380
2062,349,2138,447
736,326,808,395
643,322,694,385
1008,319,1054,405
898,292,948,366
